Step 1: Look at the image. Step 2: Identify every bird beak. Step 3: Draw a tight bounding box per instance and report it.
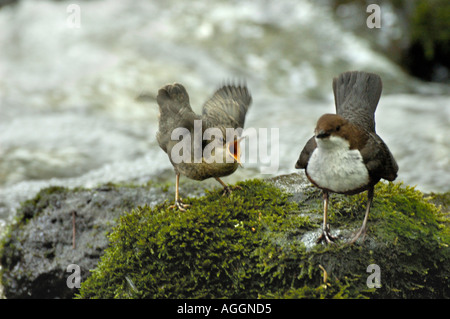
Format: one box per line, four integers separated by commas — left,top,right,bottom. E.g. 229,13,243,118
227,137,245,167
315,130,330,139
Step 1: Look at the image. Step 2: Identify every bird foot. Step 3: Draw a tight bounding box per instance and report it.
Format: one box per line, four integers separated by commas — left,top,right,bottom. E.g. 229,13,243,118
316,225,338,244
348,227,367,244
169,199,190,212
222,185,243,196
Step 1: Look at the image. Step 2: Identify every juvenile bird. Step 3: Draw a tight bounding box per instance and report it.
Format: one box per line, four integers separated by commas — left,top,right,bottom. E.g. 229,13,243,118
156,82,252,211
295,71,398,244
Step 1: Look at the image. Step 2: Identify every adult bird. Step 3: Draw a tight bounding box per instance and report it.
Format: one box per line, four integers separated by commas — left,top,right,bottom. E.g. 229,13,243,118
295,71,398,244
157,82,252,211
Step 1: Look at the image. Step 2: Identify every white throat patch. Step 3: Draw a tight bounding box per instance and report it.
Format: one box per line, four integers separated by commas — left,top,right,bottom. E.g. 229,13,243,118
307,135,369,193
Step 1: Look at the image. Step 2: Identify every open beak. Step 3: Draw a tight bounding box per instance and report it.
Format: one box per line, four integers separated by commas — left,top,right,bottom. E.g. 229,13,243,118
227,137,245,167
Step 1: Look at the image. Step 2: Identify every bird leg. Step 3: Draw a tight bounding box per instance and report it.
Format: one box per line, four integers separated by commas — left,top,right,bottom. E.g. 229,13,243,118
317,191,337,244
215,177,242,196
349,186,374,244
169,173,190,211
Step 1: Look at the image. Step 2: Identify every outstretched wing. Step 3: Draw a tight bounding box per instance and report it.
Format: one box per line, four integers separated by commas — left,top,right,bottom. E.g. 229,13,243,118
156,83,201,153
202,83,252,134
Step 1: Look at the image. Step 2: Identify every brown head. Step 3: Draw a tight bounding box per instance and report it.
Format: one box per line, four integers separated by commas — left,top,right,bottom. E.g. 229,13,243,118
314,114,366,150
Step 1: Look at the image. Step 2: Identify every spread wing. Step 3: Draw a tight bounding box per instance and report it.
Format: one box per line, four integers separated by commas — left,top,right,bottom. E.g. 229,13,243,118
202,84,252,135
156,83,202,153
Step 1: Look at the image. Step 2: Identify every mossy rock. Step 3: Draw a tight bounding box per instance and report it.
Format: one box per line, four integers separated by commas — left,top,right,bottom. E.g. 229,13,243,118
0,182,172,298
77,178,450,299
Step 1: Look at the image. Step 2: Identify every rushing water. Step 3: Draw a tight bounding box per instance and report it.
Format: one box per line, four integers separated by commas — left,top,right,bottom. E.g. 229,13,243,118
0,0,449,235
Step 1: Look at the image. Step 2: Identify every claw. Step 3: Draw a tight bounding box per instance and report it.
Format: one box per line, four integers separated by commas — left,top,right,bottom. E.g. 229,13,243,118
348,224,367,244
221,185,243,196
216,177,242,196
316,191,337,244
169,199,190,212
316,224,338,244
169,173,190,212
222,186,231,196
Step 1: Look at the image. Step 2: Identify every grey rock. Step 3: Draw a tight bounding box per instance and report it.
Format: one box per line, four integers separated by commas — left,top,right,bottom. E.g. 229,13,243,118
0,183,172,298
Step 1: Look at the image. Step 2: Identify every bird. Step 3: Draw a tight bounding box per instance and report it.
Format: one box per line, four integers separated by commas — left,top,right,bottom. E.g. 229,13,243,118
295,71,398,244
156,82,252,211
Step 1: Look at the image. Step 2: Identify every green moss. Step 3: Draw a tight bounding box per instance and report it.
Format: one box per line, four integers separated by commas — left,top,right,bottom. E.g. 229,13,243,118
262,275,370,299
76,179,450,299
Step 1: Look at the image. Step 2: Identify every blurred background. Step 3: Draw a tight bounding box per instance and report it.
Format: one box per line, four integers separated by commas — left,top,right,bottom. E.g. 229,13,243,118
0,0,449,233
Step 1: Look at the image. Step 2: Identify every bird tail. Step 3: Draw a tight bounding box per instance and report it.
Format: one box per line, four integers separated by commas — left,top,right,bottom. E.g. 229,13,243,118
333,71,382,116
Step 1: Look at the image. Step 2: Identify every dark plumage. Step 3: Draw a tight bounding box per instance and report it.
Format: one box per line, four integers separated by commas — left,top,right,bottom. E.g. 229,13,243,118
295,71,398,244
157,82,252,211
